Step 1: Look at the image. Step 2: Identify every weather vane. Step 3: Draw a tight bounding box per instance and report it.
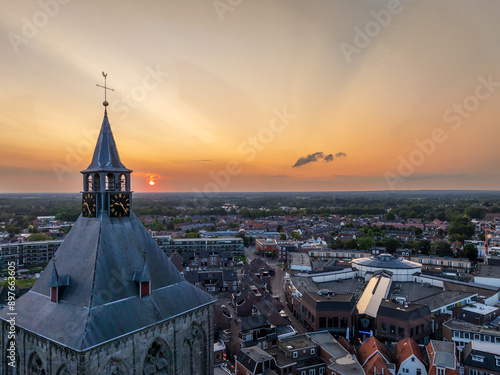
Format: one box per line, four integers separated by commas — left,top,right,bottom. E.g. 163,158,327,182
96,72,115,107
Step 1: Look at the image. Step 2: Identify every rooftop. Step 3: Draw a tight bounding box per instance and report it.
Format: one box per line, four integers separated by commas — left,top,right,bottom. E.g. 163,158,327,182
462,303,499,315
352,254,421,269
280,335,316,350
476,264,500,278
388,281,442,302
429,341,456,369
357,273,392,318
307,332,364,375
378,299,430,321
302,291,355,311
414,291,476,312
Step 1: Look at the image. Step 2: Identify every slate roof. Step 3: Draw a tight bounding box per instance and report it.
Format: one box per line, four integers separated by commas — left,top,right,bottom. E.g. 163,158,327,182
237,346,275,373
0,211,215,351
462,341,500,372
427,340,458,375
302,292,355,311
81,109,131,173
240,314,271,332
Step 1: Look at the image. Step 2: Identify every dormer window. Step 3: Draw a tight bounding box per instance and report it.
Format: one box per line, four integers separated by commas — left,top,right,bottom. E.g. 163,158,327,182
48,260,69,303
134,261,151,298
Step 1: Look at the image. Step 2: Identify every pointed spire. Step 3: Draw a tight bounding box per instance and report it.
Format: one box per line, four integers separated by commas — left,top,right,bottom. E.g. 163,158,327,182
81,109,132,173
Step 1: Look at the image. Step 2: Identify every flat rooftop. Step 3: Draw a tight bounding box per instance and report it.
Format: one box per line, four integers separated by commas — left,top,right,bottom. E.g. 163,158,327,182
413,291,476,311
290,275,365,299
388,281,442,302
462,303,499,315
290,253,311,268
281,335,316,350
477,264,500,278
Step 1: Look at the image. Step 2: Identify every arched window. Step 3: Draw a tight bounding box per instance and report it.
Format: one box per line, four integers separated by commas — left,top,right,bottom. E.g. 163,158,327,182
93,174,100,191
119,174,127,191
106,173,115,191
56,365,70,375
101,359,128,375
28,352,46,375
143,339,173,375
184,324,207,375
86,175,92,191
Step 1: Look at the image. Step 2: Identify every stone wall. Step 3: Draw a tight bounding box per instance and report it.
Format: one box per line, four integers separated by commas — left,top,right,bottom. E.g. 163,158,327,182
1,304,214,375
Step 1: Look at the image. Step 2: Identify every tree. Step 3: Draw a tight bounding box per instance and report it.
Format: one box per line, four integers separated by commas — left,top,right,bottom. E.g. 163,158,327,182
420,240,431,255
465,207,486,219
448,216,475,238
463,243,478,261
280,233,287,241
385,211,396,220
434,241,452,257
382,237,399,254
28,233,52,241
329,239,343,249
344,239,358,250
357,236,375,250
236,232,250,247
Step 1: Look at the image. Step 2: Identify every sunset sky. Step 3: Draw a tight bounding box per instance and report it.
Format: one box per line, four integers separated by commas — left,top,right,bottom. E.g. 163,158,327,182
1,0,500,193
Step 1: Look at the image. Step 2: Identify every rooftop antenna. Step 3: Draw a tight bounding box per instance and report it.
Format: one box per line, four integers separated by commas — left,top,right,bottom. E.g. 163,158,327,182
96,71,115,107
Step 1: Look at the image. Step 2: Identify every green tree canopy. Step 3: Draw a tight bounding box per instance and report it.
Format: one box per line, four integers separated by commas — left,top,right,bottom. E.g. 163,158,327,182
463,243,478,261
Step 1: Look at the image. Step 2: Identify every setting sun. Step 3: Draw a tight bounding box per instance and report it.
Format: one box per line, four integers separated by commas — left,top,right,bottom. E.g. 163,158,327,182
149,180,155,186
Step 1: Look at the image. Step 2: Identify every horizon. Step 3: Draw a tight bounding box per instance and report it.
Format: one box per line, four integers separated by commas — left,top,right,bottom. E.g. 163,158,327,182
2,189,500,196
2,1,500,194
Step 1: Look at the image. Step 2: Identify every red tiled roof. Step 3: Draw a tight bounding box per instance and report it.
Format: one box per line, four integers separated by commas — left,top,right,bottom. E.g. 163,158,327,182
394,338,424,369
363,353,392,375
356,336,393,366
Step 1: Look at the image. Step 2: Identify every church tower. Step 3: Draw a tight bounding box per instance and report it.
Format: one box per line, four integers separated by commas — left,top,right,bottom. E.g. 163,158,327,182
1,81,216,374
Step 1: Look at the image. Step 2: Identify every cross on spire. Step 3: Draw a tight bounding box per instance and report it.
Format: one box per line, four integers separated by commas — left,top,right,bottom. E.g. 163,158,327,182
96,72,115,107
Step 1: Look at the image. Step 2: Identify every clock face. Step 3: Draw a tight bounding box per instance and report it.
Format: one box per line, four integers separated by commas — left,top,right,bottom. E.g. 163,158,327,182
82,193,97,218
110,193,130,217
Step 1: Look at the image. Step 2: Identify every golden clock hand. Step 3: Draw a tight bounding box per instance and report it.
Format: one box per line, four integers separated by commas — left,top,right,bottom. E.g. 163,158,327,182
84,202,91,215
